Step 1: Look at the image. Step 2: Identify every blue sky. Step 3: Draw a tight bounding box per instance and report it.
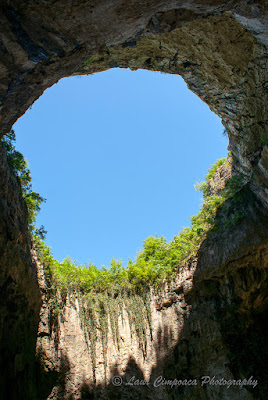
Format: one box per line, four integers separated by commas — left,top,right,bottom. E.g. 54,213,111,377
14,68,228,267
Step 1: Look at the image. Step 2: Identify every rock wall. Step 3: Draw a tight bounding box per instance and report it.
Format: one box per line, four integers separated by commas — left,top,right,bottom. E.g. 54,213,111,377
0,145,41,399
207,158,233,196
0,1,267,399
36,185,268,400
0,1,267,202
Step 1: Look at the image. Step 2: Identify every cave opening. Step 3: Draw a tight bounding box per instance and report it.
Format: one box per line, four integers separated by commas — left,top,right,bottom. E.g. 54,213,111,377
0,3,267,399
12,67,228,268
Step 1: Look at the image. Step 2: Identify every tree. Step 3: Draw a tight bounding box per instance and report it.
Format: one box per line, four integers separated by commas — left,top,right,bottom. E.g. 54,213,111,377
1,129,46,234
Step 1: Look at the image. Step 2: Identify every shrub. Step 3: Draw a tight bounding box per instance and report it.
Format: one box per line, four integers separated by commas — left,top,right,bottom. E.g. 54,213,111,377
3,131,246,294
33,155,247,294
6,130,249,364
194,157,226,198
1,130,46,234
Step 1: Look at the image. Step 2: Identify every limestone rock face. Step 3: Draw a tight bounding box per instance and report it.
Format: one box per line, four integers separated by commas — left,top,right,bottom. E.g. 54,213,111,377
0,145,41,399
207,158,233,196
0,0,267,202
0,1,267,399
36,186,268,399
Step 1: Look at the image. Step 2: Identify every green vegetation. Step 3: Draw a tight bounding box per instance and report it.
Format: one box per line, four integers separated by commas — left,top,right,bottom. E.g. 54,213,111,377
84,57,93,67
1,130,46,234
2,130,246,291
194,157,226,198
33,156,244,294
32,152,246,365
34,234,152,366
2,129,247,366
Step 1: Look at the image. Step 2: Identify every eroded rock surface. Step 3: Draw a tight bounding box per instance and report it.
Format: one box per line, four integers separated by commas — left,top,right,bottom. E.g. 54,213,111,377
0,1,267,201
0,145,41,399
0,1,267,399
36,185,268,400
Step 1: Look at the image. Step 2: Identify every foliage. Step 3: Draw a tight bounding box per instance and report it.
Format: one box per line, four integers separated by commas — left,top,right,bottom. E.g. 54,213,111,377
34,235,152,367
205,158,226,181
3,131,245,294
2,130,247,296
78,288,151,370
84,57,93,67
224,173,245,196
34,235,61,319
1,130,46,234
33,156,244,367
32,155,248,296
194,157,226,198
2,130,248,373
